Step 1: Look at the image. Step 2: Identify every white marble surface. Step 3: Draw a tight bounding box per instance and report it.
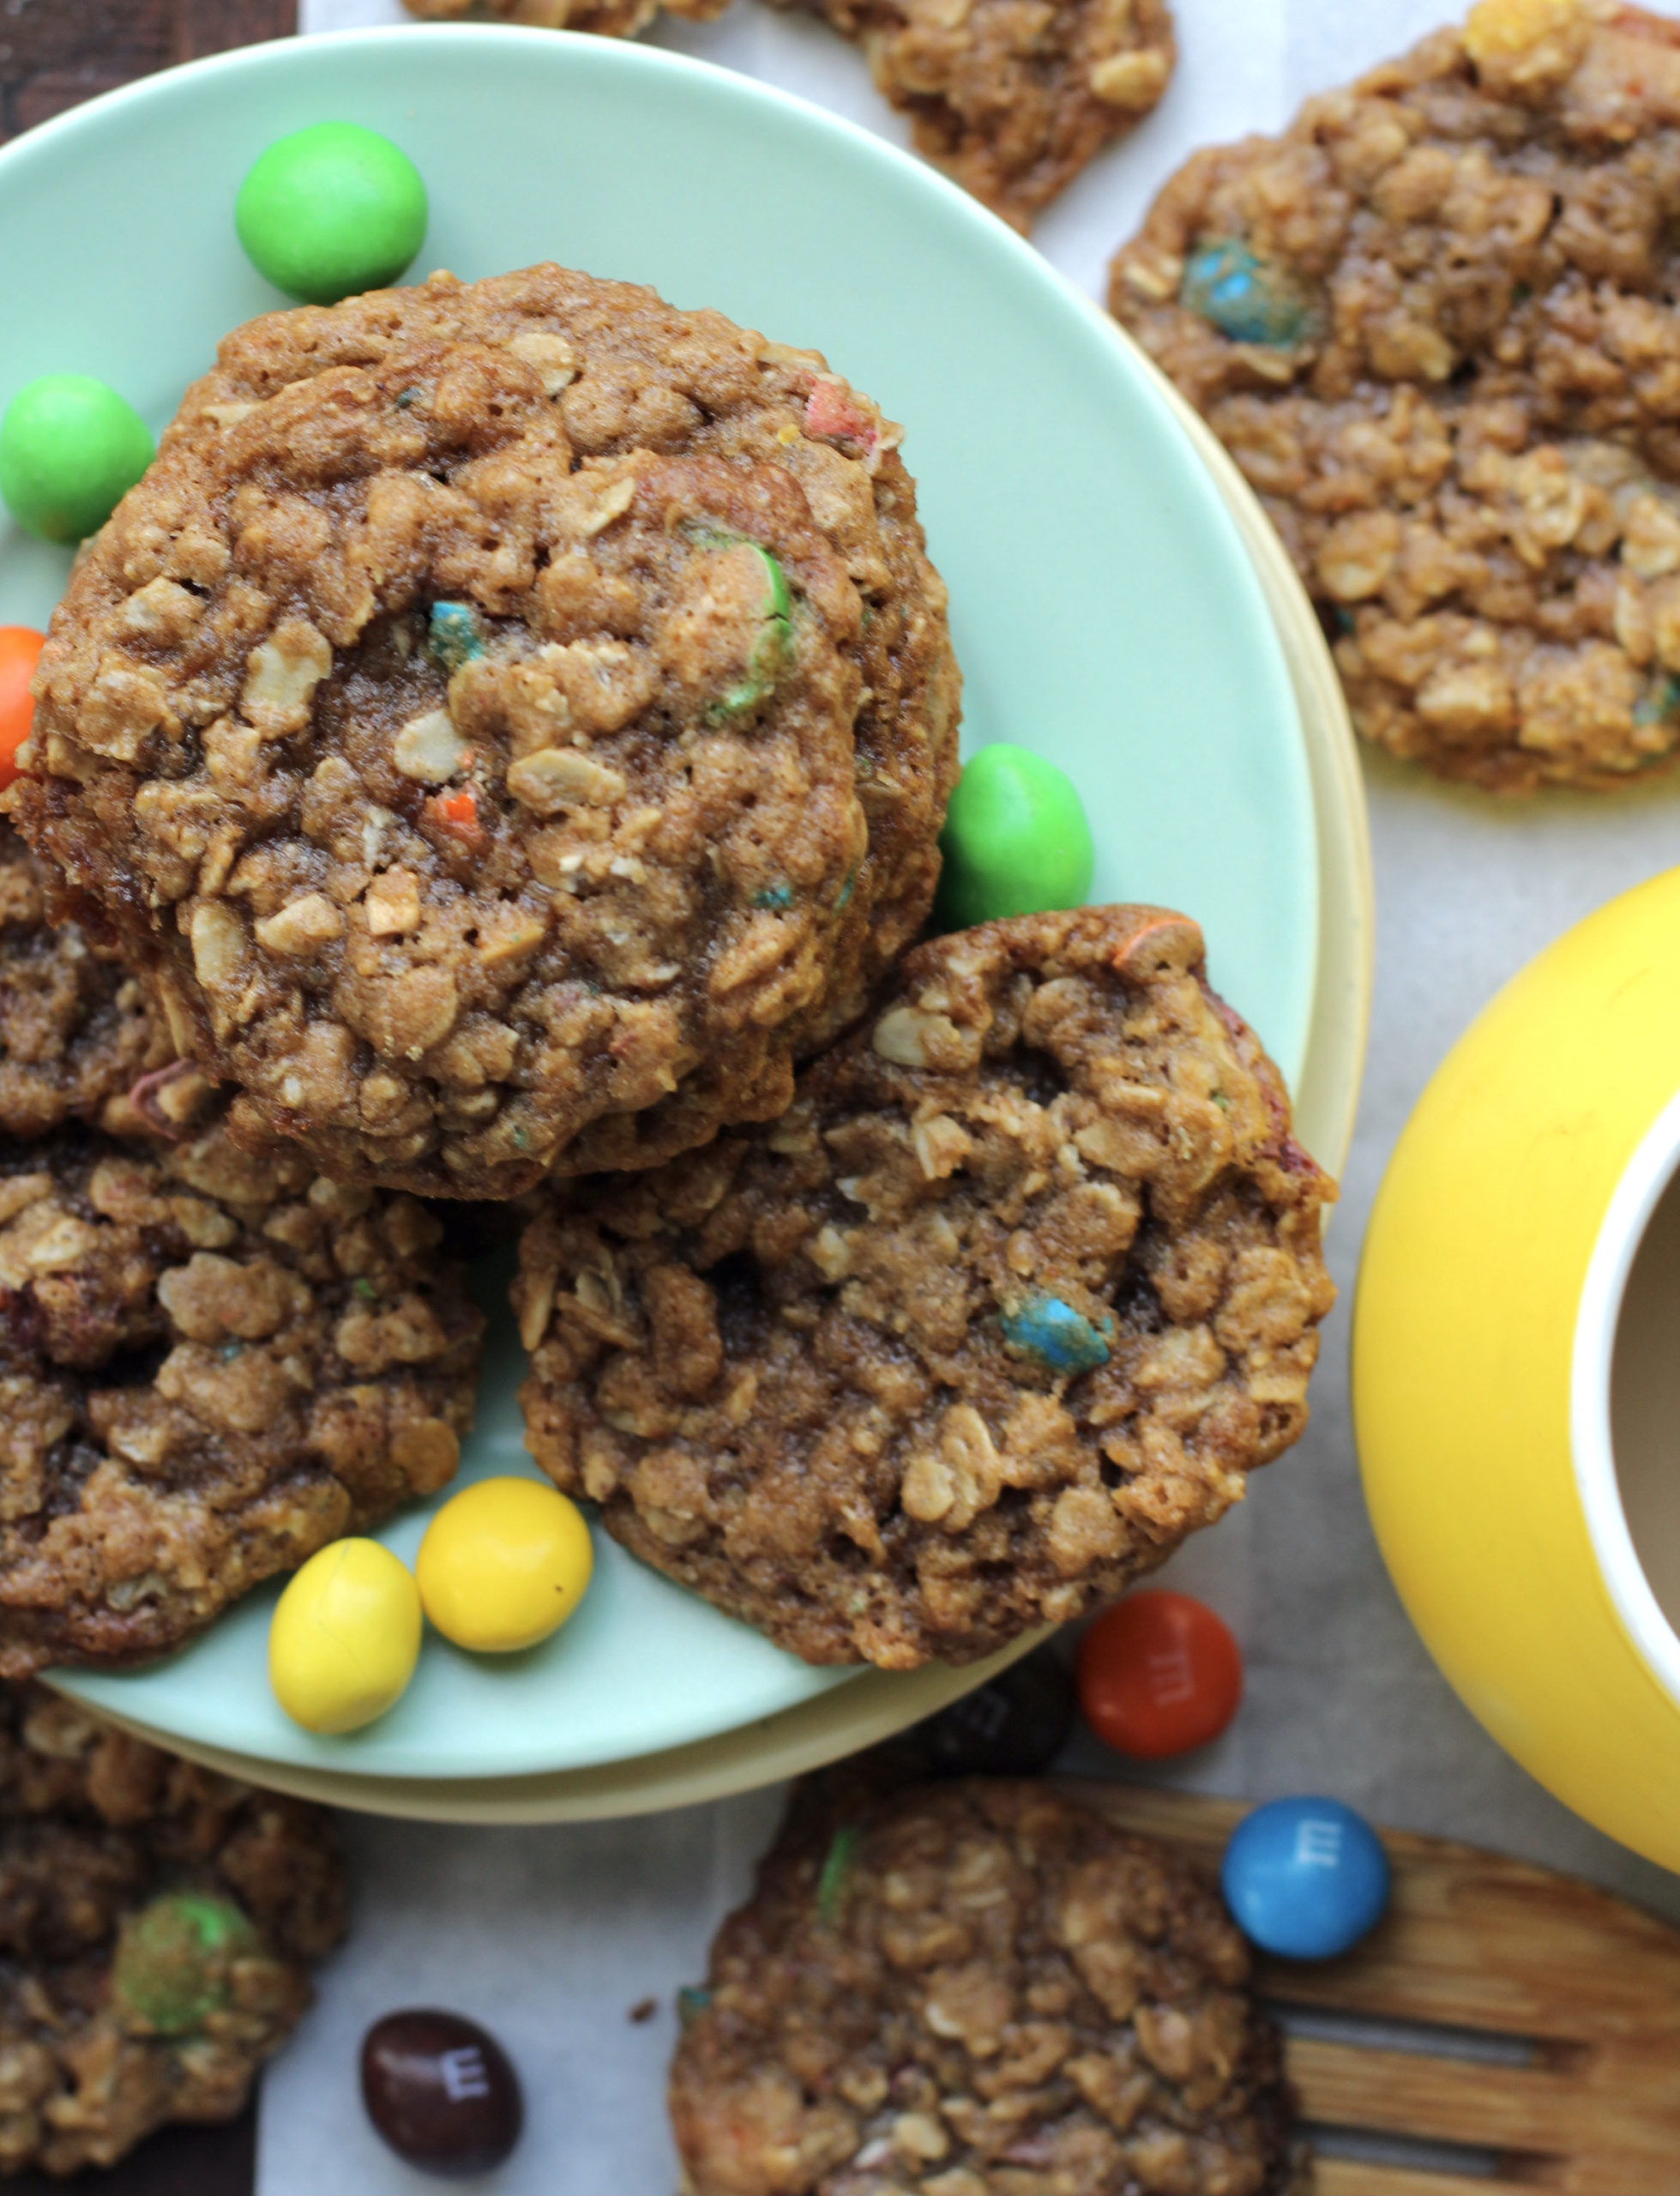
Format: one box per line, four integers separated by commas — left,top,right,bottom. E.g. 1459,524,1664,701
261,3,1680,2189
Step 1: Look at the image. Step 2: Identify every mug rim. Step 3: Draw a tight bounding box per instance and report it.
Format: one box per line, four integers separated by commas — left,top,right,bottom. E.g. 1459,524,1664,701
1572,1084,1680,1710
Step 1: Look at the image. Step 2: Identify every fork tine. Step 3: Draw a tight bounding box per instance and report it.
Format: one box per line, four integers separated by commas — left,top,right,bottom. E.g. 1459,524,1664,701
1311,2164,1540,2196
1286,2038,1571,2151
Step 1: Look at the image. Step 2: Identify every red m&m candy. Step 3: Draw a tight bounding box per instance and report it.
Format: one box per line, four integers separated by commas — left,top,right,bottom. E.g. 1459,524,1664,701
1076,1590,1243,1758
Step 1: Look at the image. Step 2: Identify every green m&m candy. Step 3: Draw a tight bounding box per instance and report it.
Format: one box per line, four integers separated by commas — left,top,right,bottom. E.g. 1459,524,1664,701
111,1891,260,2036
0,376,154,544
936,742,1095,930
237,123,428,305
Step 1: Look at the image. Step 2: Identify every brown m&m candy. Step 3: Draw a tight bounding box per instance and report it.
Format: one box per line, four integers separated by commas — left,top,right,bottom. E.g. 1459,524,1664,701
360,2009,522,2178
907,1645,1076,1777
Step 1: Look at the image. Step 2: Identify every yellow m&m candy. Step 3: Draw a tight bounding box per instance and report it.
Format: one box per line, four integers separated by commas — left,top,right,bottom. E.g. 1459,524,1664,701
417,1478,593,1653
268,1539,422,1734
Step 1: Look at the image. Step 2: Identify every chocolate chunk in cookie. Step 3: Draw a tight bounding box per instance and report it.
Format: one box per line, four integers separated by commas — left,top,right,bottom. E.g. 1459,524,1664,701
670,1775,1295,2196
0,1111,483,1675
1111,0,1680,790
12,265,959,1196
772,0,1173,232
0,1680,344,2176
515,907,1334,1669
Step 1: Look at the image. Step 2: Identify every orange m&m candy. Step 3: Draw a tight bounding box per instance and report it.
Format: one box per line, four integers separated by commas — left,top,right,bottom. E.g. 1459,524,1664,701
1076,1590,1243,1759
0,627,45,792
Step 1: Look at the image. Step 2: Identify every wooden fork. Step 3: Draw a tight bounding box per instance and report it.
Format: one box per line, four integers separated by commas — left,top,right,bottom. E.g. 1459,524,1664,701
1078,1781,1680,2195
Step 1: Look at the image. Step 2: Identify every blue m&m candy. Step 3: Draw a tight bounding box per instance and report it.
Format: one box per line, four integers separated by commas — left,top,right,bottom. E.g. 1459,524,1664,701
1220,1796,1389,1961
999,1288,1112,1373
1180,240,1307,347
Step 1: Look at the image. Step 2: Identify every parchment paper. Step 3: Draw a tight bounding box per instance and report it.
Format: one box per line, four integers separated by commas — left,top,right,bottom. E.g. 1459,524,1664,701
260,3,1680,2187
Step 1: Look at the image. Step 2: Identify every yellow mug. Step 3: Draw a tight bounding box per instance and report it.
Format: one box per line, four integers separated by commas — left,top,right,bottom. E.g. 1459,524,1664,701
1355,866,1680,1870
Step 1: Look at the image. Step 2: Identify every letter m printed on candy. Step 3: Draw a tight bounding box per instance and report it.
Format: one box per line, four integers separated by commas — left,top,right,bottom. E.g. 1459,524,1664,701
439,2047,492,2103
1294,1816,1345,1869
1143,1643,1196,1707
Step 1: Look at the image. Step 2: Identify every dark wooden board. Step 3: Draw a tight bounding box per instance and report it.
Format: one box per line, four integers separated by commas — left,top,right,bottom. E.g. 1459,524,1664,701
0,0,297,142
2,2107,256,2196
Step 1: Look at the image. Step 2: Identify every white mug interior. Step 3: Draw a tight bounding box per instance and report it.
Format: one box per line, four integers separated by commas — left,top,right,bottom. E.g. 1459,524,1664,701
1574,1087,1680,1707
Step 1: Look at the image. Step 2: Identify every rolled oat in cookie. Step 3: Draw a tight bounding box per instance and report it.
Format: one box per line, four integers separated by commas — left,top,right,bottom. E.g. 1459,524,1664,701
669,1775,1296,2196
0,822,168,1141
9,265,959,1197
768,0,1173,232
0,1680,344,2175
515,907,1334,1670
1111,0,1680,791
0,1110,482,1676
402,0,730,27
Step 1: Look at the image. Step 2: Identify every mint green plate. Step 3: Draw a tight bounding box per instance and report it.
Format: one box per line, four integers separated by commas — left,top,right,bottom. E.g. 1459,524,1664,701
0,25,1316,1780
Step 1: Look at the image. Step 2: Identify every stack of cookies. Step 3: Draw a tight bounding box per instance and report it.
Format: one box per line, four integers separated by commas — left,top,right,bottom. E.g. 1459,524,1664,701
5,262,1335,1687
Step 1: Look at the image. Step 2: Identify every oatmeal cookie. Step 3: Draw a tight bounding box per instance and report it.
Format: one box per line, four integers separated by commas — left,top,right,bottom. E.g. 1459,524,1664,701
402,0,729,29
0,1680,344,2175
514,907,1334,1669
10,265,960,1196
670,1775,1295,2196
0,1111,483,1675
1111,0,1680,790
770,0,1172,232
0,823,167,1141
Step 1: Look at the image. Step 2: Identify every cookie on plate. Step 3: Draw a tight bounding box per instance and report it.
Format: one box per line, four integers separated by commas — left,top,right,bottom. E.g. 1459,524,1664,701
0,1110,483,1676
670,1775,1296,2196
514,906,1334,1669
0,822,167,1142
401,0,730,31
11,264,960,1197
770,0,1173,232
0,1680,344,2175
1111,0,1680,791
